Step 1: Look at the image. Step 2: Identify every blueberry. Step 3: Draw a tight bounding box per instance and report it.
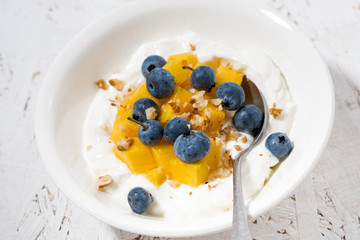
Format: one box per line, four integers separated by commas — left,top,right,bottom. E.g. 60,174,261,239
127,187,153,214
233,104,263,134
174,130,211,163
138,120,163,146
164,117,191,144
265,132,293,158
132,98,159,122
215,82,245,111
190,66,216,92
146,68,175,99
141,55,166,78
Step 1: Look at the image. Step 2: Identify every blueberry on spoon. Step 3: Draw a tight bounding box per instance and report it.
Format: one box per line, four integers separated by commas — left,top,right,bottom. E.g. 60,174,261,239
127,117,163,146
233,104,264,135
216,82,245,111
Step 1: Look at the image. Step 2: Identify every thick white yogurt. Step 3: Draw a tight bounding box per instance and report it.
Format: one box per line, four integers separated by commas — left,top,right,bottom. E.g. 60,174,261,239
82,32,296,220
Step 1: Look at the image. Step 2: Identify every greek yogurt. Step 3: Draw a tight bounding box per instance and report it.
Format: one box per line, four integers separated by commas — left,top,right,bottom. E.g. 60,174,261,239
82,32,296,220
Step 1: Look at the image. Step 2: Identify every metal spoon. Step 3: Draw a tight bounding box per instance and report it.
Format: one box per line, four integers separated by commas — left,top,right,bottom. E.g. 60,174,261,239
232,78,268,239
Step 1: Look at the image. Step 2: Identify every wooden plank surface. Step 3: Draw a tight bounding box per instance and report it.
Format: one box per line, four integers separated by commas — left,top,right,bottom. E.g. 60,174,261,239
1,0,360,239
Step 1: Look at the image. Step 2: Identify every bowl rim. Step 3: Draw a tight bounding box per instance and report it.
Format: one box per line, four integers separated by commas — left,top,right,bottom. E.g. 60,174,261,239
35,0,335,237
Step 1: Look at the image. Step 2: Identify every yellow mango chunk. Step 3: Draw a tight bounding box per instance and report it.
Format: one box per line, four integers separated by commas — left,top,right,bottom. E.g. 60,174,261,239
168,52,198,87
210,65,244,97
113,138,157,174
195,57,222,72
203,139,221,173
150,141,176,178
123,82,163,107
111,106,138,142
144,168,166,187
158,103,175,125
170,158,209,188
201,103,226,137
169,86,193,114
163,61,188,85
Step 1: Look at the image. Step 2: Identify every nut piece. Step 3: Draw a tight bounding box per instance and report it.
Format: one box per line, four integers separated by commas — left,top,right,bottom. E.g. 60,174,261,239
190,91,208,111
97,174,113,190
190,43,196,51
269,103,283,119
169,102,180,113
168,180,181,188
116,138,134,151
95,79,108,90
109,79,125,91
145,107,158,120
234,145,242,151
241,136,247,143
190,114,204,128
210,98,222,106
203,116,213,133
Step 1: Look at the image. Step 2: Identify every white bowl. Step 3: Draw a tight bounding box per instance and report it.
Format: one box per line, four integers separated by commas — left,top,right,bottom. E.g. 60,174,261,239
35,0,334,237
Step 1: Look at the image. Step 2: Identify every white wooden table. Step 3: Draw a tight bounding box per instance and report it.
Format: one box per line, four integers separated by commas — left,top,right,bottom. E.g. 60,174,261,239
1,0,360,239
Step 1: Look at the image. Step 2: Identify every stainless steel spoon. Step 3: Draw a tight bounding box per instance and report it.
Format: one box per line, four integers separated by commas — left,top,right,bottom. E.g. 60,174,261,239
232,78,268,239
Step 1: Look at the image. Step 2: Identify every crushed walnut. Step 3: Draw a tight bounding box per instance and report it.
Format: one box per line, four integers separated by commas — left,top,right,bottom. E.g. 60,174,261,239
234,145,242,151
168,180,181,188
109,79,125,91
86,145,93,151
145,107,157,120
269,103,283,119
189,192,193,196
168,102,180,113
97,174,113,190
241,136,247,143
190,43,196,51
190,90,208,111
210,98,222,106
202,116,213,133
190,114,204,128
228,130,240,141
208,183,219,191
219,126,234,135
95,79,108,90
116,138,134,151
99,123,109,132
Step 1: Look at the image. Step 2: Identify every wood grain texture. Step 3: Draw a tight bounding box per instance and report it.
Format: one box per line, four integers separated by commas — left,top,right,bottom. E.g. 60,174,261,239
1,0,360,239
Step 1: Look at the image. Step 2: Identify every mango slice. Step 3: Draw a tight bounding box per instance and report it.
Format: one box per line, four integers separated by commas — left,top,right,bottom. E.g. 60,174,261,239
113,138,157,174
203,139,221,173
210,65,244,97
169,86,193,114
144,168,166,187
158,103,175,125
163,61,188,85
124,82,163,107
149,141,176,178
111,106,138,142
170,158,209,188
168,52,198,87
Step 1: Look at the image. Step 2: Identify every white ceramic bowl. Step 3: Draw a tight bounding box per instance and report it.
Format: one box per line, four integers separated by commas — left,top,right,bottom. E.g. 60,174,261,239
35,0,334,237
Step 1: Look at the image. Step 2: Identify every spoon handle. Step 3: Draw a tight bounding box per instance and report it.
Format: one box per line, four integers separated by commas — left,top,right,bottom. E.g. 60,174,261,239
232,152,252,240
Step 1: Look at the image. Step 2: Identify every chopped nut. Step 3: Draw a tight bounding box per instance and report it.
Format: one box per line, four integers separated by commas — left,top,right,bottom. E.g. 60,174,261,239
95,79,108,90
259,154,263,156
190,43,196,51
187,124,191,129
168,180,181,188
218,105,223,111
86,145,93,151
97,174,113,190
269,103,283,119
109,79,125,91
219,126,233,135
228,130,240,141
234,145,242,151
169,102,180,113
190,114,204,128
145,107,157,120
116,138,134,151
208,183,219,191
215,137,223,147
202,116,213,133
190,91,208,111
210,98,222,106
241,136,247,143
189,192,193,196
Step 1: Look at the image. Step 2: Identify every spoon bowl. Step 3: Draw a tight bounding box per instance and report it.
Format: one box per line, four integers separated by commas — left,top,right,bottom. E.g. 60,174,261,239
232,78,268,239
